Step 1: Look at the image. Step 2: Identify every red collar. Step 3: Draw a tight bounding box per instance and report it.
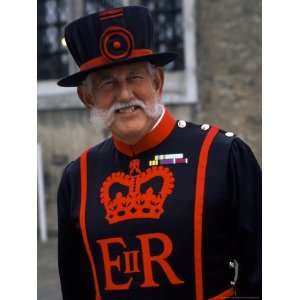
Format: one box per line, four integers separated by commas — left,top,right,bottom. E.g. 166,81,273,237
113,110,176,157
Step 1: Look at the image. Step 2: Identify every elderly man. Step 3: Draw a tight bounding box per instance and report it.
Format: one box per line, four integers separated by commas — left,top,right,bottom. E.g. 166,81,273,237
57,6,261,300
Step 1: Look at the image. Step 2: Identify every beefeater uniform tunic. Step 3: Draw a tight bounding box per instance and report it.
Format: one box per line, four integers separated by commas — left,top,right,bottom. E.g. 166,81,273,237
57,110,262,300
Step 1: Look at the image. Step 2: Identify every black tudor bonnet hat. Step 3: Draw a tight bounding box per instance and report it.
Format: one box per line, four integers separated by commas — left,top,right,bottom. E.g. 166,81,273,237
57,6,178,87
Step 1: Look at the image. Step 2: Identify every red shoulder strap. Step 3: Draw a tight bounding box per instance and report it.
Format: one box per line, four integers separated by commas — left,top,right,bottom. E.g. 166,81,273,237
79,149,102,300
194,126,220,299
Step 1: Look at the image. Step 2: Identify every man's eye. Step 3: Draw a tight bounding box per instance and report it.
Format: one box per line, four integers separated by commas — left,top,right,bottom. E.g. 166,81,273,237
101,80,114,87
129,75,143,81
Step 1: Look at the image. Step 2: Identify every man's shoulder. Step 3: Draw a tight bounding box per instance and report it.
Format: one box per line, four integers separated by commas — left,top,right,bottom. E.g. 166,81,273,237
176,120,255,164
180,121,258,167
87,136,114,157
62,158,80,180
186,121,257,161
177,120,238,146
63,137,114,177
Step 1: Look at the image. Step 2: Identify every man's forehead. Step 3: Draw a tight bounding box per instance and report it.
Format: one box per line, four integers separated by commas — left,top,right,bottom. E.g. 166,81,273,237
92,62,149,79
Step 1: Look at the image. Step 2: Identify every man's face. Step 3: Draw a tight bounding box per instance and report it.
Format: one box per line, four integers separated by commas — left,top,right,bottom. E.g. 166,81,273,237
78,62,164,144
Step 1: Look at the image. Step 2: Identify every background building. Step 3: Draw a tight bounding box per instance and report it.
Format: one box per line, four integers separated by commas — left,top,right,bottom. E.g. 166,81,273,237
37,0,261,298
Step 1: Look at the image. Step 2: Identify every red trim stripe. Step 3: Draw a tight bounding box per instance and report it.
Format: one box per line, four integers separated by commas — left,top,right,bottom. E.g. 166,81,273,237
208,287,235,299
99,8,123,17
194,126,219,300
80,150,102,300
80,49,153,71
100,13,123,20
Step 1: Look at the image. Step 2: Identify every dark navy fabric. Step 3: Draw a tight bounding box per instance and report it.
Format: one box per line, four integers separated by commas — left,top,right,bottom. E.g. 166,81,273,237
57,123,262,300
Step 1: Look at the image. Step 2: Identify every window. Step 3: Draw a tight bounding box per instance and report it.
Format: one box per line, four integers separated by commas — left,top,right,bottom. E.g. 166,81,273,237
37,0,69,80
140,0,184,71
38,0,198,106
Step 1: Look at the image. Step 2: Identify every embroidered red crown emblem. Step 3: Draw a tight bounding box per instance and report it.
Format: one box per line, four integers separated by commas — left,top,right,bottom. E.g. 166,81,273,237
100,159,175,224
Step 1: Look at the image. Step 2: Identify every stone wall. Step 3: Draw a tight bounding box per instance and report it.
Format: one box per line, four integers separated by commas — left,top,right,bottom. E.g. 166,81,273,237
195,0,261,161
38,108,102,232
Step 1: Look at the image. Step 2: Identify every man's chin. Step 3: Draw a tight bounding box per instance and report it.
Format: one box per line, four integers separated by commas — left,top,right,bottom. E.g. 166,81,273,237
111,118,153,144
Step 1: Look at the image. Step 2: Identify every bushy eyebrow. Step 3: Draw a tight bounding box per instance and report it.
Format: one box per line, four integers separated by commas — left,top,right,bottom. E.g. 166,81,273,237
92,66,147,83
128,69,145,75
93,73,114,83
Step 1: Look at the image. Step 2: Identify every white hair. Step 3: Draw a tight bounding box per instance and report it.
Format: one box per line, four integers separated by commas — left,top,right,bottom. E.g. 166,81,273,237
81,74,93,94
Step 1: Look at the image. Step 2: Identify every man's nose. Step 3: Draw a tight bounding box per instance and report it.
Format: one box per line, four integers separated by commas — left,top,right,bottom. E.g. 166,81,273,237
117,81,133,102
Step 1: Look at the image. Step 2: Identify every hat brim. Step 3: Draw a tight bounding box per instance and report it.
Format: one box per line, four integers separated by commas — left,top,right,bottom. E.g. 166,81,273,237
57,52,178,87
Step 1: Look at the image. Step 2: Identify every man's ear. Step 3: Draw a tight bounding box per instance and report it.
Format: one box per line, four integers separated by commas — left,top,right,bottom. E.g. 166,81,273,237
152,67,165,98
77,86,94,110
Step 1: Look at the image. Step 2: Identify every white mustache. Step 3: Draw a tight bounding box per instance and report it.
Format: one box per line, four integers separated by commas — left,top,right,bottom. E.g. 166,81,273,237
90,99,163,129
111,99,146,112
